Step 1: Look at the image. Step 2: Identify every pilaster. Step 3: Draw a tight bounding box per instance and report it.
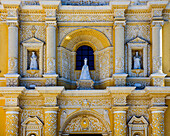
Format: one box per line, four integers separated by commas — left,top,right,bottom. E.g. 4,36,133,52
44,7,58,86
150,4,168,86
0,87,25,136
36,87,63,136
149,106,167,136
113,8,128,86
150,21,166,86
44,107,59,136
4,4,20,86
108,87,135,136
145,87,169,136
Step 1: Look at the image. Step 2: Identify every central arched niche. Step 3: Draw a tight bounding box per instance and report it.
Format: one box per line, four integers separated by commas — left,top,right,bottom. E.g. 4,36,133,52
60,111,111,135
60,28,111,51
58,28,113,85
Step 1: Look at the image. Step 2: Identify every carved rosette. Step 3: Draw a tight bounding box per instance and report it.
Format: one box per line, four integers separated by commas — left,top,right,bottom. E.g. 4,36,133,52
47,57,56,74
6,78,19,86
8,57,18,73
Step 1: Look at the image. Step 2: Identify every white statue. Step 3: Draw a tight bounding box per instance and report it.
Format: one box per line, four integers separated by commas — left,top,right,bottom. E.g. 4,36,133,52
79,58,92,80
29,52,38,70
133,51,141,69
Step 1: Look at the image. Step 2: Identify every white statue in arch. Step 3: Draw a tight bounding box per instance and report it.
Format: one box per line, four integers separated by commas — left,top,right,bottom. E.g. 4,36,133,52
29,51,38,70
133,51,141,69
79,58,92,80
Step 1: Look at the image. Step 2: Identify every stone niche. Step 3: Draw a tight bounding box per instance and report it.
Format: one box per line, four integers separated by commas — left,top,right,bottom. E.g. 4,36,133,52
126,37,150,77
21,37,44,78
21,116,43,136
128,116,149,136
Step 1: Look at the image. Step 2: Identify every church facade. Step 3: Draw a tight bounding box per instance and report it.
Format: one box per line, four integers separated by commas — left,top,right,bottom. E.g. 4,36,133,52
0,0,170,136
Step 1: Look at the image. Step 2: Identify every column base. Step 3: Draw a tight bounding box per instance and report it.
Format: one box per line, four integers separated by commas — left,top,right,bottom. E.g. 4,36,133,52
112,73,128,86
150,73,167,86
4,73,20,86
43,74,58,86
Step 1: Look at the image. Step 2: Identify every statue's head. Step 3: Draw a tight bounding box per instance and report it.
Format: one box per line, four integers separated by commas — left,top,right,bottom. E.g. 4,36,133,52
32,52,35,56
136,51,139,56
84,58,88,65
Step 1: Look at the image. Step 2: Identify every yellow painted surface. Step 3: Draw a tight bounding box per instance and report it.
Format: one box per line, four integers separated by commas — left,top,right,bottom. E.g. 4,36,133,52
165,99,170,136
0,24,8,77
163,23,170,76
0,99,6,136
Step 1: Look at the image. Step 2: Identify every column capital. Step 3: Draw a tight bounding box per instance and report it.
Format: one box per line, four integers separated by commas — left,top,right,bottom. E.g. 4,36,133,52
151,20,164,27
149,106,167,113
114,21,126,27
45,21,57,27
112,106,129,113
43,106,59,113
3,106,21,113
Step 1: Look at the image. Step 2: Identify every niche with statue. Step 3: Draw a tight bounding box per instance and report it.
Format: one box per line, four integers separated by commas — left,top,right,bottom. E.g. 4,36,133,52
126,36,150,77
21,37,44,77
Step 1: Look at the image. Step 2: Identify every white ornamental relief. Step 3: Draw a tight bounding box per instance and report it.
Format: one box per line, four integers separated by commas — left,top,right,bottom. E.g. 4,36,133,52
152,56,162,73
20,25,46,42
64,115,107,133
8,57,18,73
47,57,55,73
125,25,150,43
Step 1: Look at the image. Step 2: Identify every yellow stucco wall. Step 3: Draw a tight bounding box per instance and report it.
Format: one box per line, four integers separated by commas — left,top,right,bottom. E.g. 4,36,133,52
165,99,170,136
163,22,170,77
0,24,8,77
0,98,6,136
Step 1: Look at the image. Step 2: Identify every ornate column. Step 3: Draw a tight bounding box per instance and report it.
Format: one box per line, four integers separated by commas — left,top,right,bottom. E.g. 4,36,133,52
44,107,59,136
4,107,21,136
113,106,129,136
36,87,64,136
0,87,25,136
43,8,58,86
150,107,167,136
145,86,168,136
150,7,167,86
4,8,20,86
112,9,128,86
108,87,135,136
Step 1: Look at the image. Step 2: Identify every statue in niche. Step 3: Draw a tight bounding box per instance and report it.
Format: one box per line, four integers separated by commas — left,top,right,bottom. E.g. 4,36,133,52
79,58,92,80
29,52,38,70
133,51,142,69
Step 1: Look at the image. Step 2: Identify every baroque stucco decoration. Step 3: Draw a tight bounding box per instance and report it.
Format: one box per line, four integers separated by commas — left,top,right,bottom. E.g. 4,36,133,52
21,37,45,78
128,116,149,136
60,110,111,135
21,116,43,136
126,36,150,77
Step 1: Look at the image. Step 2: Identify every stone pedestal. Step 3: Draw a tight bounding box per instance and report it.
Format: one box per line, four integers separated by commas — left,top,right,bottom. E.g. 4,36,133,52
76,80,94,90
113,106,129,136
4,107,21,136
112,73,128,86
43,74,58,86
150,73,166,86
44,107,59,136
150,106,167,136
